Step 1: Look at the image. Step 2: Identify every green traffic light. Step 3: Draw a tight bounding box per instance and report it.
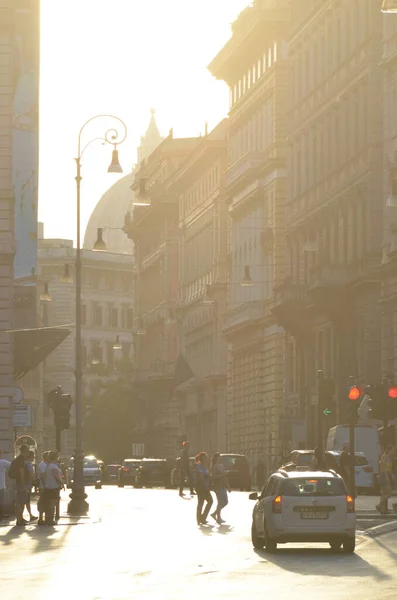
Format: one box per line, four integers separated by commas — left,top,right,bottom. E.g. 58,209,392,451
323,408,332,416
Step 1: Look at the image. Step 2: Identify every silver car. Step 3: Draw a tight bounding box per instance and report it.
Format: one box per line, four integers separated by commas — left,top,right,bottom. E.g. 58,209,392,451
249,470,356,553
66,455,102,489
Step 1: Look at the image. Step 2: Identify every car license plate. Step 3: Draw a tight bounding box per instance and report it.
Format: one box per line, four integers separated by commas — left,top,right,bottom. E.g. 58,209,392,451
301,512,328,519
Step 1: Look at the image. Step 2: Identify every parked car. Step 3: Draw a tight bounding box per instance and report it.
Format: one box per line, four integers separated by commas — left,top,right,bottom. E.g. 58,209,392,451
118,459,142,487
135,458,170,488
66,455,103,489
106,464,121,484
220,454,251,491
249,470,356,553
279,450,315,471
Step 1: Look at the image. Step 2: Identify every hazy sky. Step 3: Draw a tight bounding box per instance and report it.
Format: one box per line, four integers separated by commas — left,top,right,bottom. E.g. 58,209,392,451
39,0,250,242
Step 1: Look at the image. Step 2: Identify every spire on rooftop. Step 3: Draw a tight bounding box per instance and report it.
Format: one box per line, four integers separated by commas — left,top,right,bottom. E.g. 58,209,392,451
138,108,162,164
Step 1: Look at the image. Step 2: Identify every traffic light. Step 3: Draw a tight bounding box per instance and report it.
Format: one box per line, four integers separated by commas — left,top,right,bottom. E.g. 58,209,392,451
346,383,361,424
54,394,72,430
366,383,397,422
47,387,72,430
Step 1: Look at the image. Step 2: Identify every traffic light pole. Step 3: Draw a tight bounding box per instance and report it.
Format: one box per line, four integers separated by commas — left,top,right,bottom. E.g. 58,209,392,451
317,370,324,449
55,427,61,454
349,420,356,497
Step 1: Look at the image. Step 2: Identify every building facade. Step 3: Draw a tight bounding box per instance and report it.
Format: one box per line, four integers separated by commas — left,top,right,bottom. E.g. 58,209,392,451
38,236,134,459
126,132,201,458
169,120,228,456
209,1,289,471
273,0,384,448
380,12,397,379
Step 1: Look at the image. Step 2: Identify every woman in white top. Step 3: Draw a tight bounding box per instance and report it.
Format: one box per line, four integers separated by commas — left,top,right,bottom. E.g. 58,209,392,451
44,451,64,525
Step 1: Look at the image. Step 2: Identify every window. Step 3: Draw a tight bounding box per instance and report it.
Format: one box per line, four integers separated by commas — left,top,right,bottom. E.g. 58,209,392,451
127,308,133,329
91,342,102,364
93,304,102,326
107,341,114,367
108,307,118,328
280,478,345,497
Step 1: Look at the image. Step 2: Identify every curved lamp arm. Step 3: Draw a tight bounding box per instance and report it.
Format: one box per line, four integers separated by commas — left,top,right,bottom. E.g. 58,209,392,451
77,114,127,160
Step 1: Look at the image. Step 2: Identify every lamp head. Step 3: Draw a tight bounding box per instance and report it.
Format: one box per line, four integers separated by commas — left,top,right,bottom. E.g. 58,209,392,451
113,335,122,350
240,265,254,287
40,282,52,302
60,263,73,284
93,228,106,251
108,146,123,173
133,177,151,207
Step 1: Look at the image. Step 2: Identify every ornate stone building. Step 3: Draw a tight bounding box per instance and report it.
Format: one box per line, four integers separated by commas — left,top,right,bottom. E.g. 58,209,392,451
380,12,397,378
208,1,289,470
126,131,201,458
169,120,228,456
38,232,134,459
274,0,384,447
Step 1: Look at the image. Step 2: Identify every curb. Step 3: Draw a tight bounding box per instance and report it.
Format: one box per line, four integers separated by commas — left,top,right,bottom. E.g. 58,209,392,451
362,520,397,538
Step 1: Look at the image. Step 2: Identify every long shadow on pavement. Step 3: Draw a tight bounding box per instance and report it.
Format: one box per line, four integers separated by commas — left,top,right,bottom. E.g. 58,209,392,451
372,536,397,562
254,547,391,581
0,524,72,553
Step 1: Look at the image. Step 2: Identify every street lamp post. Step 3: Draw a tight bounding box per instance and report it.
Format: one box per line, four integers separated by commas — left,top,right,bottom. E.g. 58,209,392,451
67,114,127,515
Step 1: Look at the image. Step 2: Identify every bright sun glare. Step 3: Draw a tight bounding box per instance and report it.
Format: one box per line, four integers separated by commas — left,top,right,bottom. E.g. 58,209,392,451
39,0,250,242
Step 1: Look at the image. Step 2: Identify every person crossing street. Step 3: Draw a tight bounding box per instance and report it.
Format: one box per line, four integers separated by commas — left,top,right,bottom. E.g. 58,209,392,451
179,441,194,498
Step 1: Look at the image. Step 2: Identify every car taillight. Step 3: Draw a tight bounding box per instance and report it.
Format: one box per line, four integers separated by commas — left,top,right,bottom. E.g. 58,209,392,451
272,495,282,513
363,466,373,473
122,467,130,473
346,495,355,513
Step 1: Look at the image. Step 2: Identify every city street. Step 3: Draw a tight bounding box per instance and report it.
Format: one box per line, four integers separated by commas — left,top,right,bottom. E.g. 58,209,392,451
1,487,397,599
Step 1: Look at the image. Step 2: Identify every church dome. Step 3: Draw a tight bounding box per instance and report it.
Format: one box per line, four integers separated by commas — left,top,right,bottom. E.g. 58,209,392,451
83,173,134,255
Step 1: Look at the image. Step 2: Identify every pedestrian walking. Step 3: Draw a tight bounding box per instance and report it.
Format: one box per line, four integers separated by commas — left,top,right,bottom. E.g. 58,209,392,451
179,441,194,498
254,459,266,490
339,443,356,498
311,446,327,471
8,444,30,526
37,451,50,525
43,451,64,526
210,452,230,524
25,450,38,522
0,449,11,519
376,445,395,515
194,452,213,525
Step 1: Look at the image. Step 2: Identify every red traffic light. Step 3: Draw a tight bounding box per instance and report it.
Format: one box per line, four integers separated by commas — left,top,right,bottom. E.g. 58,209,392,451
388,386,397,399
348,386,360,401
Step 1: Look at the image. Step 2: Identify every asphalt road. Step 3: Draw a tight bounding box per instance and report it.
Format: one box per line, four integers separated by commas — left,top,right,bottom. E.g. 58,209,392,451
1,487,397,600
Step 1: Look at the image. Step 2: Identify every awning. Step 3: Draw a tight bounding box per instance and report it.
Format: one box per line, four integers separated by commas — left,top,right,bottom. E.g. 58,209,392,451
10,325,71,379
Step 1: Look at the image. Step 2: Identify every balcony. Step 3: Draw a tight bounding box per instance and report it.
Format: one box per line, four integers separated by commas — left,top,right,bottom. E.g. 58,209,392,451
225,152,264,192
307,264,350,313
272,281,310,337
222,300,265,336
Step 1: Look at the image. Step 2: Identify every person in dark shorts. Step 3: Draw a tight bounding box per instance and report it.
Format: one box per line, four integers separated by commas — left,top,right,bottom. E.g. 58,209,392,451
25,450,38,522
179,441,194,497
195,452,213,525
14,444,30,526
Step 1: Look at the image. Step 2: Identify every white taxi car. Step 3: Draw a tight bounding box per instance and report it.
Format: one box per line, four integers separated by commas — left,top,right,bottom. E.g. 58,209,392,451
249,470,356,553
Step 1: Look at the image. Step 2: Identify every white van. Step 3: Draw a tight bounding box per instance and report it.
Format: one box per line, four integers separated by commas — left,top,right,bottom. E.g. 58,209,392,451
326,425,381,486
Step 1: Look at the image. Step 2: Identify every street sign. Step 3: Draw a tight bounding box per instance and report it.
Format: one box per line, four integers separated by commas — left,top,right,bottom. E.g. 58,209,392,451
13,405,32,428
132,443,145,457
